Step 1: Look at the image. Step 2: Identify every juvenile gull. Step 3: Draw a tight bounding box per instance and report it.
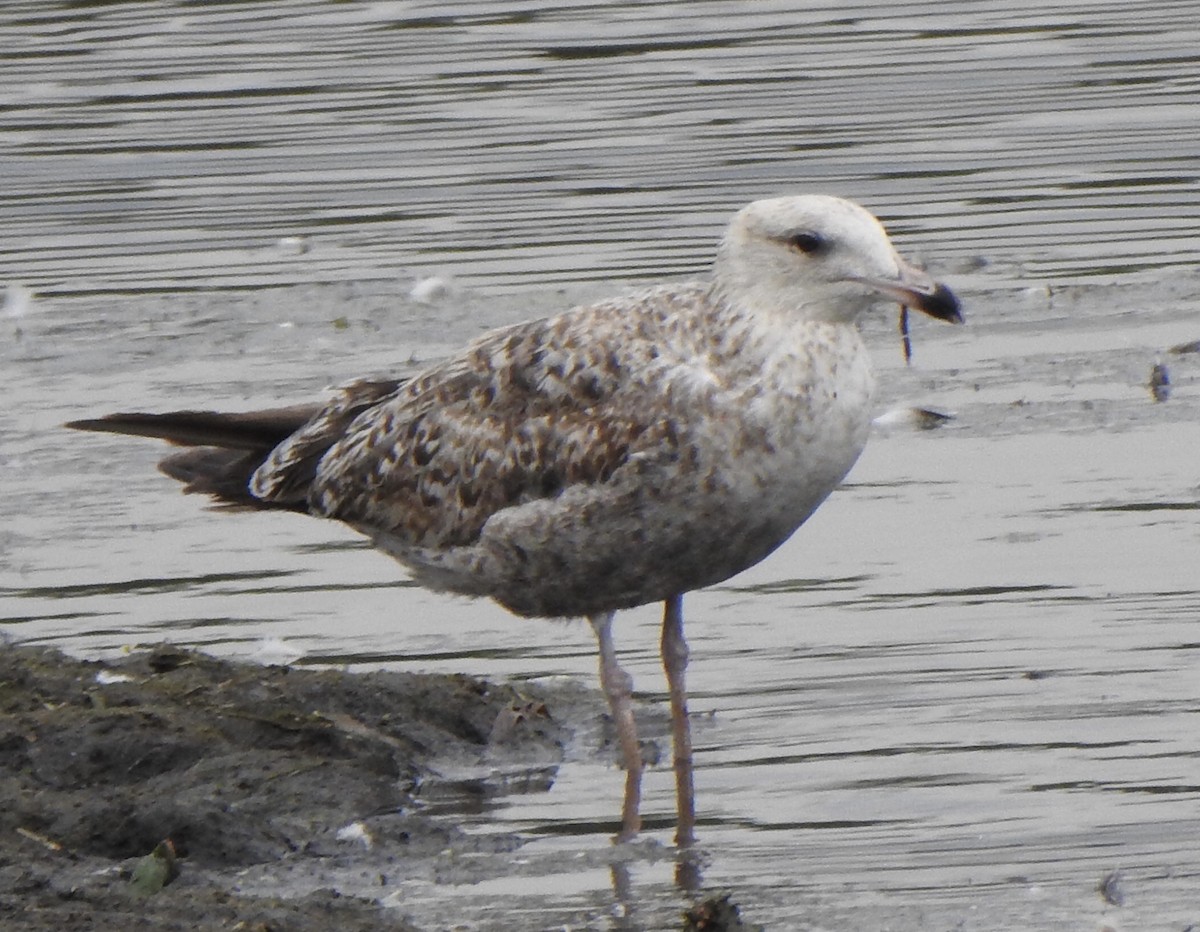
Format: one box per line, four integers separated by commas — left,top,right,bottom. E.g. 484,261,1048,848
68,195,962,846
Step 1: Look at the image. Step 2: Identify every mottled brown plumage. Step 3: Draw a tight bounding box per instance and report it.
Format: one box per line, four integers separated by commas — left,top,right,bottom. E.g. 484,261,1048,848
68,195,962,846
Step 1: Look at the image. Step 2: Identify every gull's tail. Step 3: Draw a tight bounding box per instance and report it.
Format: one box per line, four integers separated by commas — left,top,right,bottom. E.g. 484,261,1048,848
66,406,321,512
67,378,407,512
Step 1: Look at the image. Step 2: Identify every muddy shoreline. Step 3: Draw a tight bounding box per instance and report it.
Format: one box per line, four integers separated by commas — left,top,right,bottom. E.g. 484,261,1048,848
0,641,583,931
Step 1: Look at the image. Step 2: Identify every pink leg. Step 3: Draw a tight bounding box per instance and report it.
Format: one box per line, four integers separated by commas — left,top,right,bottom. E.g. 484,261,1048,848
589,611,642,842
661,594,696,848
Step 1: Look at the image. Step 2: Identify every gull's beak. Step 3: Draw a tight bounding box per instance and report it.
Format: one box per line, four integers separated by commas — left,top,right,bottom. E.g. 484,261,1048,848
855,257,964,323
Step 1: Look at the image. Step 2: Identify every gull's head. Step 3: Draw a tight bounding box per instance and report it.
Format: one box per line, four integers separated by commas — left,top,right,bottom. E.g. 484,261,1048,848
714,195,962,326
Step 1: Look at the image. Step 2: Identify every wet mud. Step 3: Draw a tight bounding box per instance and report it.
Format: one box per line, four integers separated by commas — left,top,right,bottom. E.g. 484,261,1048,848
0,641,574,931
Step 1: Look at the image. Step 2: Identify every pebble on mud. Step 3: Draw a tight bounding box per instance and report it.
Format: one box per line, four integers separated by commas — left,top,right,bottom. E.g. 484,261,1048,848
1148,361,1170,402
683,892,764,931
873,406,955,430
127,839,180,896
1098,869,1126,907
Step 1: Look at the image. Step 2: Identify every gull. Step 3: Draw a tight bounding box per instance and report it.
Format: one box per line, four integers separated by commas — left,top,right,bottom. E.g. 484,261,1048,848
68,195,962,847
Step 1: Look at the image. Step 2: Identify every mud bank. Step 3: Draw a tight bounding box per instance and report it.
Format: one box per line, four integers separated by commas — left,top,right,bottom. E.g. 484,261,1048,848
0,642,576,931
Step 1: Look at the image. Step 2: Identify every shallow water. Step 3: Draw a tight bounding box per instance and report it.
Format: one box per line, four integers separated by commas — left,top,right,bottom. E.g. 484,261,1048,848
3,1,1200,929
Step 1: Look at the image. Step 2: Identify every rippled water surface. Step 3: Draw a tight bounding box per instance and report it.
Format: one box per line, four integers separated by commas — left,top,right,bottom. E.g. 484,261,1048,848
3,1,1200,929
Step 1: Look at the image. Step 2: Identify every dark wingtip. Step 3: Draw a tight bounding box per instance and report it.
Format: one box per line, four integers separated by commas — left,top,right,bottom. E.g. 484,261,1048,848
917,283,964,324
64,417,113,432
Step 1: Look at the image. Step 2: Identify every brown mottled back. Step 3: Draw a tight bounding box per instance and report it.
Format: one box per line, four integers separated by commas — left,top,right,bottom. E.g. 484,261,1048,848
251,284,718,549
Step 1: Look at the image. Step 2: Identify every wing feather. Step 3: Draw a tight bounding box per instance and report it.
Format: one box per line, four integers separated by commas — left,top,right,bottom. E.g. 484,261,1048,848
253,286,712,549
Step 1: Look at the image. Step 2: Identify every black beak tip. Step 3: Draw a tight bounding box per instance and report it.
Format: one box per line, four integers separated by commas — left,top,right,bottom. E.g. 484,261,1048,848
919,283,964,324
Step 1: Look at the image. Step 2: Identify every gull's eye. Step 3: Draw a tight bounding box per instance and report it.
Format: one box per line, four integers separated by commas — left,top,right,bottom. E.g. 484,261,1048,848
786,230,826,255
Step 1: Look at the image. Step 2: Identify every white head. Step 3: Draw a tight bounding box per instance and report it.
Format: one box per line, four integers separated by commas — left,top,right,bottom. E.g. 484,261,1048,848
714,195,961,325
